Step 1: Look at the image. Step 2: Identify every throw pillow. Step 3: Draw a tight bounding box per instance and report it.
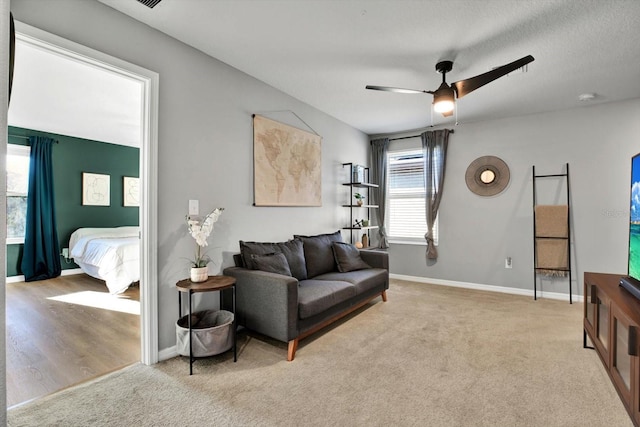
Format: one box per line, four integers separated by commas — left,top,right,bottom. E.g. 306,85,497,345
239,238,307,280
250,252,292,276
332,241,371,273
294,231,343,278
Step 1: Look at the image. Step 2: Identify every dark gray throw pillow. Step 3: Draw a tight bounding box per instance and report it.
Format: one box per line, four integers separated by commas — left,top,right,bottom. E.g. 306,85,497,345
239,238,307,280
294,230,343,278
250,252,292,277
332,241,371,273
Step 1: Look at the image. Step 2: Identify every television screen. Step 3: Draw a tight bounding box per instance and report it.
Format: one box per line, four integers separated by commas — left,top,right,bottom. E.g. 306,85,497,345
628,153,640,281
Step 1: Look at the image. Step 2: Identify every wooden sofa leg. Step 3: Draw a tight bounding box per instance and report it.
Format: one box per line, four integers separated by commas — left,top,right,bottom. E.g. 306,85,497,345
287,339,299,361
381,290,387,302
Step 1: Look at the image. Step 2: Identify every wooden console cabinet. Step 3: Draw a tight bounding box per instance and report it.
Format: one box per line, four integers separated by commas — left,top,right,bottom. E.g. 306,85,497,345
584,272,640,426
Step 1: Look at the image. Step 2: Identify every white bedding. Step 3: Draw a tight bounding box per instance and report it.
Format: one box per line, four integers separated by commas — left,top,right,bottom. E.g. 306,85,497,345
69,227,140,294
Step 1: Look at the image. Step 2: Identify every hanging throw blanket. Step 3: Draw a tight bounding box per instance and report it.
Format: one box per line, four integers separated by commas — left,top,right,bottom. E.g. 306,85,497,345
535,205,569,277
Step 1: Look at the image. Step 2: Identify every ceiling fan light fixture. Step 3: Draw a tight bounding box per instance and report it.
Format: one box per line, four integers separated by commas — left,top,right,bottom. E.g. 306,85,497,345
433,85,455,114
433,98,454,113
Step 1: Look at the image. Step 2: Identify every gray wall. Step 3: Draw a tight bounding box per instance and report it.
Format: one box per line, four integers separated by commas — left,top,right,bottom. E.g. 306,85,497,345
1,1,9,421
9,0,369,354
380,98,640,296
8,0,640,391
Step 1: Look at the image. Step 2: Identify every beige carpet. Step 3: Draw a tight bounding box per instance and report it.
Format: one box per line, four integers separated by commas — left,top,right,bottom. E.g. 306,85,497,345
8,279,632,427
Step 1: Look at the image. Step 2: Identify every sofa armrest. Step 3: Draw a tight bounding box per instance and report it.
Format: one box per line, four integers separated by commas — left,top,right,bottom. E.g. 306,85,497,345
223,266,299,342
359,249,389,271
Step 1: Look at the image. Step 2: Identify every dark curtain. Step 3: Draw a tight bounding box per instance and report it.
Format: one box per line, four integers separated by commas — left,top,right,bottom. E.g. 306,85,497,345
21,136,61,281
370,138,390,249
421,130,450,260
9,12,15,105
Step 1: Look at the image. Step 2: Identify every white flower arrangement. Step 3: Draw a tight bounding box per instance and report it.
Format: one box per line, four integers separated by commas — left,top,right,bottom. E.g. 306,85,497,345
186,207,224,268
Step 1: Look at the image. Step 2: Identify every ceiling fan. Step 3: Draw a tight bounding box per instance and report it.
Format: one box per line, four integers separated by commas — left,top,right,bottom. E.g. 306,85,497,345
366,55,535,117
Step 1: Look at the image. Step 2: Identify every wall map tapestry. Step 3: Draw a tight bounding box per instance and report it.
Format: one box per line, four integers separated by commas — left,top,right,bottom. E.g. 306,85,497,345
253,114,322,206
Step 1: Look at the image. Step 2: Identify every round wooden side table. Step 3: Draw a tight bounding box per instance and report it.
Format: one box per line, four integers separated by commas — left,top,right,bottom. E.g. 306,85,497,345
176,275,237,375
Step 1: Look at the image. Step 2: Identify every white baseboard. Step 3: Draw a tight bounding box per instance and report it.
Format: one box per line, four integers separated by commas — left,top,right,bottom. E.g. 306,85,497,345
61,268,84,276
159,346,178,361
5,275,25,284
389,273,584,303
6,268,84,283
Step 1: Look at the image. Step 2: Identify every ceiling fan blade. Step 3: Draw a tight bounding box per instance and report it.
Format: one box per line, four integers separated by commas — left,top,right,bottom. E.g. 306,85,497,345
452,55,534,99
366,85,432,95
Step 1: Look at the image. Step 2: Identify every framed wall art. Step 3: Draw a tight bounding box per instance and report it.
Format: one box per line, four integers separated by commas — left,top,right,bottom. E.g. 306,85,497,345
82,172,110,206
253,114,322,206
123,176,140,207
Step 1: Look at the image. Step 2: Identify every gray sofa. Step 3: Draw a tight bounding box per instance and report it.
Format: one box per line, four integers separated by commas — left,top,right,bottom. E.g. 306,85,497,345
223,231,389,361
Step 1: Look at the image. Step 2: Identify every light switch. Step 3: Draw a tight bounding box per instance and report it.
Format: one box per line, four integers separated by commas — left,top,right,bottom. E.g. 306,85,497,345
189,200,199,216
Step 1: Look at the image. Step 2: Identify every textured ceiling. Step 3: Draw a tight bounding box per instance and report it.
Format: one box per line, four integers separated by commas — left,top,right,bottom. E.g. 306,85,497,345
96,0,639,135
101,0,640,134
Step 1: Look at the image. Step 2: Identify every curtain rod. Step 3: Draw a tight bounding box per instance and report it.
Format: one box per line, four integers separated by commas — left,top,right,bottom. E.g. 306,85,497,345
8,134,59,143
389,129,454,142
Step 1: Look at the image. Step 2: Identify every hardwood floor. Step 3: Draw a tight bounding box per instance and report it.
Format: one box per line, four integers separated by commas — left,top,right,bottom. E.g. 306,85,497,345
6,274,140,408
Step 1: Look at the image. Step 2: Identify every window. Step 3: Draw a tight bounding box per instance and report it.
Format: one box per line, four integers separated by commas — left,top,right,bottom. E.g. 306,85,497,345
386,148,438,245
7,144,30,244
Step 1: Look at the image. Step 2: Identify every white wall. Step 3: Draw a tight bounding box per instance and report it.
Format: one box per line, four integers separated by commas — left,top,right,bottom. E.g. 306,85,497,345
9,0,369,354
383,98,640,297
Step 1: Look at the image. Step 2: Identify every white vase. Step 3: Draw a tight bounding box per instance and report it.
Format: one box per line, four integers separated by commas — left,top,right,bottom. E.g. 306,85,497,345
190,266,208,283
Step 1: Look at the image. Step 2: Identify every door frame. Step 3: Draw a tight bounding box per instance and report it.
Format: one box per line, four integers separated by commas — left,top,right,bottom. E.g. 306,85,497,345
14,21,159,365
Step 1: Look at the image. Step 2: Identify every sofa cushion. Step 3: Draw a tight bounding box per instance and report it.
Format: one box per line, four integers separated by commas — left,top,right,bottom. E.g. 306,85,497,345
314,269,388,295
250,252,292,277
240,239,307,280
331,242,371,272
294,231,343,278
297,279,357,319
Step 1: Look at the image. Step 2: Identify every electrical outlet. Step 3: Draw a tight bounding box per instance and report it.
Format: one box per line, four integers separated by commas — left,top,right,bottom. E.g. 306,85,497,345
505,257,512,269
62,248,69,259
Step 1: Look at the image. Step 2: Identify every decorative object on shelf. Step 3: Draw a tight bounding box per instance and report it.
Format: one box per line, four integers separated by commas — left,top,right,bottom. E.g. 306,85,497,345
351,164,365,183
362,219,369,227
253,114,322,206
465,156,510,197
361,234,368,248
355,241,363,249
354,192,365,206
186,207,224,282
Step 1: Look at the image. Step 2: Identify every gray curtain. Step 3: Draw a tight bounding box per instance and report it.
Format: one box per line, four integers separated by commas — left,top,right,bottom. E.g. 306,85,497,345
421,130,450,259
370,138,390,249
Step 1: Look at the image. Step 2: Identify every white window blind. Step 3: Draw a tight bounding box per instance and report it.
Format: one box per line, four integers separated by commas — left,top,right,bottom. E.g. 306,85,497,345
386,148,438,245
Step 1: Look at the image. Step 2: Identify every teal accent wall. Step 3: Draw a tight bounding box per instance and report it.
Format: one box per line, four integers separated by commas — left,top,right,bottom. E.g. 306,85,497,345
7,126,139,277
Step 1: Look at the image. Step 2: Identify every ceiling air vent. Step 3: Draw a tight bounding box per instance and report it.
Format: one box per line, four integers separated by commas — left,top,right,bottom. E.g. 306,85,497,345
137,0,163,8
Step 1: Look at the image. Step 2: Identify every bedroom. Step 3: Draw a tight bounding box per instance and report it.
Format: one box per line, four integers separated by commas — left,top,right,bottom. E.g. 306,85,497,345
5,34,143,406
2,0,640,425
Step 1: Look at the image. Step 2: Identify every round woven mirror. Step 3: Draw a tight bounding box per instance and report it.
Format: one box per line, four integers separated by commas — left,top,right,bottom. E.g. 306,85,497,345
465,156,510,196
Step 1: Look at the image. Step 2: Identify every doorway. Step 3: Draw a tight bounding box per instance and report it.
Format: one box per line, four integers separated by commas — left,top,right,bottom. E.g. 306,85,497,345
5,21,158,405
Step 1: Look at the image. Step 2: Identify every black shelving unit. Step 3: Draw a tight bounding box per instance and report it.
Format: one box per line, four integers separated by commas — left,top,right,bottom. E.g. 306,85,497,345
342,163,378,247
532,163,572,303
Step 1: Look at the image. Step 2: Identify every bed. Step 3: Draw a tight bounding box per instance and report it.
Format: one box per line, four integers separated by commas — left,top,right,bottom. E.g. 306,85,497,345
69,226,140,294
